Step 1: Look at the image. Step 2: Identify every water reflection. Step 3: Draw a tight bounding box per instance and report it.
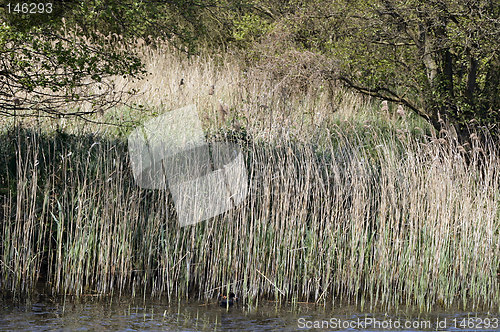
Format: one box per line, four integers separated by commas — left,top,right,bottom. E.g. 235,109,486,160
0,298,498,331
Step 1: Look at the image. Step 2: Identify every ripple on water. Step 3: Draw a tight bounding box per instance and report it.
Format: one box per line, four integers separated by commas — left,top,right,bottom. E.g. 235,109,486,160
0,299,498,331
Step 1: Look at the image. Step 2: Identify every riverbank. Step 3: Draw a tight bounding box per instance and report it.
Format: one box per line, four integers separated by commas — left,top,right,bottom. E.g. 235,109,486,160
0,47,498,311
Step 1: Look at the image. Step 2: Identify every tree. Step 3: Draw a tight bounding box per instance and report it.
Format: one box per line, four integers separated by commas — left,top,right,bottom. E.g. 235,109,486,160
0,25,144,118
0,2,146,119
266,0,500,144
61,0,261,52
0,0,262,118
335,0,499,143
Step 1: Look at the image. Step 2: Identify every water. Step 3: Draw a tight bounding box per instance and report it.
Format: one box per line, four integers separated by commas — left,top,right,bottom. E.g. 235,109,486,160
0,297,498,331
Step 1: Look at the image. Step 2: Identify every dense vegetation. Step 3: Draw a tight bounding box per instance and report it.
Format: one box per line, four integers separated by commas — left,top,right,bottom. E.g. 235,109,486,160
1,0,498,142
0,0,498,310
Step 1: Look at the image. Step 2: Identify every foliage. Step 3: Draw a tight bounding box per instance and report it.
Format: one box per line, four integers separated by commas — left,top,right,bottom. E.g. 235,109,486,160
233,12,272,46
43,0,263,52
258,0,500,142
1,40,497,308
0,0,498,141
0,4,145,118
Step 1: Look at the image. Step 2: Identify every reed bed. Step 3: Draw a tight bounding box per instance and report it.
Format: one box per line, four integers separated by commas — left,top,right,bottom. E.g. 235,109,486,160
0,45,498,311
0,125,498,310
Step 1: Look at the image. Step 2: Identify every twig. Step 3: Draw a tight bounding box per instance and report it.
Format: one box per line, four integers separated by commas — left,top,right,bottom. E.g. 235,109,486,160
256,269,285,296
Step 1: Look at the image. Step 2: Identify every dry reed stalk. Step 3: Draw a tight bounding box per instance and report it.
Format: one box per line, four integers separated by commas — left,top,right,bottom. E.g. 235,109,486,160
0,45,498,311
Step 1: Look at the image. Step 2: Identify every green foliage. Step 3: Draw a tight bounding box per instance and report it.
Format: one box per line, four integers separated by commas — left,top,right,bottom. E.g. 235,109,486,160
0,16,145,117
52,0,261,52
1,0,497,138
329,1,499,138
233,13,272,46
242,0,499,141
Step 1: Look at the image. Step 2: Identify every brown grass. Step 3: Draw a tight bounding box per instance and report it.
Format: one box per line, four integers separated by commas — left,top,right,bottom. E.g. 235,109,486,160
0,44,498,312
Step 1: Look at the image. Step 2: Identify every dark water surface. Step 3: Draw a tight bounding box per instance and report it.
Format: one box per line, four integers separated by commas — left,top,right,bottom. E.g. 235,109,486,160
0,297,498,331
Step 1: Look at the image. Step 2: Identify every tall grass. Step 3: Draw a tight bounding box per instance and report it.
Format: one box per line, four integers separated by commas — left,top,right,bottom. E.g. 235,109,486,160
0,45,498,311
